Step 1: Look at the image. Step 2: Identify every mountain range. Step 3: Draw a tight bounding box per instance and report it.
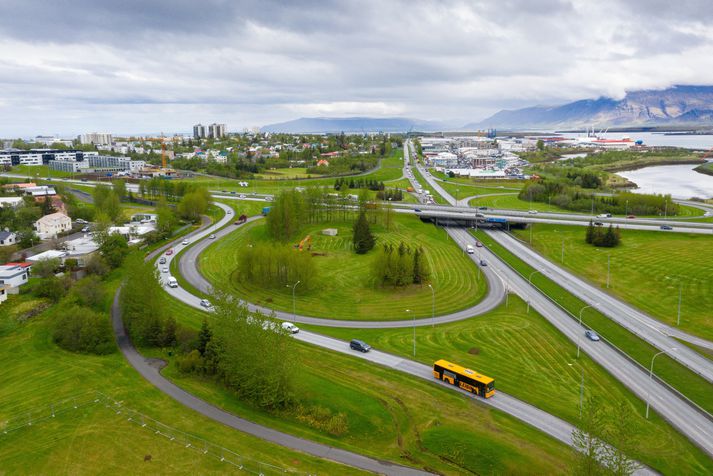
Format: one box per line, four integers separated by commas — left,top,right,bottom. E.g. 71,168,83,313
260,85,713,133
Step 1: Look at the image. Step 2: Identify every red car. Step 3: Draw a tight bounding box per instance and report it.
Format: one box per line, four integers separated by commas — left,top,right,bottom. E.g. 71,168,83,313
626,215,636,219
165,248,174,255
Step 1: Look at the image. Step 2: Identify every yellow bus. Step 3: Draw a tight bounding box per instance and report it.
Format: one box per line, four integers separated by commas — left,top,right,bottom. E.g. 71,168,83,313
433,359,495,398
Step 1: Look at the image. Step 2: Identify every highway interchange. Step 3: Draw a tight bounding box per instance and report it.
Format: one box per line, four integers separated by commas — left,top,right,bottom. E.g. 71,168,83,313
9,148,713,472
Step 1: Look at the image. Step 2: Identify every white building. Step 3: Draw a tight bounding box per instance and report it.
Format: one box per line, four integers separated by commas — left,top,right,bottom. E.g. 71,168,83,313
80,132,113,145
0,230,17,246
430,152,459,169
0,197,24,208
0,264,30,293
34,212,72,239
49,160,90,173
24,186,56,197
27,250,67,263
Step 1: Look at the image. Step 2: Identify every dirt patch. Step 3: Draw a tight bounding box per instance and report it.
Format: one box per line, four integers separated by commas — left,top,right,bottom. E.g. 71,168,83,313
467,347,480,355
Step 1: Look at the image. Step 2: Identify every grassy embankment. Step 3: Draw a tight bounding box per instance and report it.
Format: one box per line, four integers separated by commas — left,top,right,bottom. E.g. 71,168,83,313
0,289,356,475
154,297,577,475
512,223,713,341
472,229,713,416
304,297,713,475
199,214,487,320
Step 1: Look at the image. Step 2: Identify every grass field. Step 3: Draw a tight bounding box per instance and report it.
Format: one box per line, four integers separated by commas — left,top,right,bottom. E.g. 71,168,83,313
512,224,713,341
10,165,73,178
255,167,325,179
473,229,713,416
199,214,486,320
303,297,713,475
0,292,357,475
156,298,576,475
177,148,405,196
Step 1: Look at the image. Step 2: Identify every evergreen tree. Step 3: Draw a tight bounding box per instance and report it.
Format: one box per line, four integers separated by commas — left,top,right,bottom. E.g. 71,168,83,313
198,317,213,356
352,211,375,254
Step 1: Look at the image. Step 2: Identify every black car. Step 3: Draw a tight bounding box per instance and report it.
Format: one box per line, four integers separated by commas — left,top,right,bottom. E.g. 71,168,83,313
660,225,673,230
594,221,604,226
350,339,371,352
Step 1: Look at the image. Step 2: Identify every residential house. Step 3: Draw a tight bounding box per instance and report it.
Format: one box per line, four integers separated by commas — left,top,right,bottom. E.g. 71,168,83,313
34,212,72,239
0,264,30,294
0,230,17,246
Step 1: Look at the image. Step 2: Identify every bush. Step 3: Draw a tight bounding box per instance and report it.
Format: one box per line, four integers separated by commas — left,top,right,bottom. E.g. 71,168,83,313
236,243,317,290
53,305,114,355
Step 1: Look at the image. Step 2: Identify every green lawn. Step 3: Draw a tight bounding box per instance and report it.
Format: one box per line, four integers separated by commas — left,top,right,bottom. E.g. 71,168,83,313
199,214,487,320
157,298,576,475
473,229,713,416
512,224,713,341
10,165,73,178
0,292,356,475
255,167,325,179
303,297,713,475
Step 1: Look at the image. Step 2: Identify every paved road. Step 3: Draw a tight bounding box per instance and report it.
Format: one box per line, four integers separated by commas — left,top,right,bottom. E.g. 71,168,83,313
410,145,713,456
114,213,432,475
488,230,713,359
164,210,660,473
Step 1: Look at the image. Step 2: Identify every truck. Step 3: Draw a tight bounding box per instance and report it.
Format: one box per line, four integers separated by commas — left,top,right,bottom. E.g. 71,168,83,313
262,207,271,216
486,217,508,224
406,186,415,193
235,214,248,225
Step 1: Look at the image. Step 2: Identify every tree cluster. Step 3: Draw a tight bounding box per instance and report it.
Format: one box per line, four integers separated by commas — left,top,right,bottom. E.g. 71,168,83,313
372,242,430,286
176,298,297,410
177,188,210,223
93,184,122,223
138,177,206,202
334,177,385,191
53,304,114,355
585,222,621,248
236,243,316,290
375,188,403,201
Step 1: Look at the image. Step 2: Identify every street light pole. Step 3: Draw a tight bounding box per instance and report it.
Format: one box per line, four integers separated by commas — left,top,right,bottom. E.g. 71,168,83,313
677,282,682,326
428,284,435,328
577,304,594,358
646,349,675,419
291,280,301,322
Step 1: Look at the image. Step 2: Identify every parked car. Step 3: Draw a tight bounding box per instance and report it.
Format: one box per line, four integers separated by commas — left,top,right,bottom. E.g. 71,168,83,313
81,226,89,232
660,225,673,231
230,191,236,195
165,249,174,256
350,339,371,353
281,322,300,334
181,239,189,245
209,234,216,239
200,299,213,309
159,257,166,264
585,330,600,341
239,194,245,198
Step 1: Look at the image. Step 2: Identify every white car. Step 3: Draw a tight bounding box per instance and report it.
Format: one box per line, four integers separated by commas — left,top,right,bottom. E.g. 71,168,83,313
182,239,189,245
162,267,169,273
281,322,300,334
200,299,213,309
239,194,245,198
209,234,216,239
528,210,538,215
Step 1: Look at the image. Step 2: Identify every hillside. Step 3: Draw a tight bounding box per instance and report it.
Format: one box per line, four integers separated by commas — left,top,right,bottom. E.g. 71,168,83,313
468,85,713,129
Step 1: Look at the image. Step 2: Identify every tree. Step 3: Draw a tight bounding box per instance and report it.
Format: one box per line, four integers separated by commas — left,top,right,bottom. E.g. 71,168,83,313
602,401,640,476
112,180,127,201
70,275,106,310
120,255,167,347
156,198,177,238
33,257,61,278
197,317,213,356
35,275,70,302
177,189,209,223
536,139,545,151
161,315,178,347
39,196,55,216
585,221,595,244
99,233,129,268
571,396,607,476
412,247,430,284
85,254,110,277
352,211,375,254
53,305,114,355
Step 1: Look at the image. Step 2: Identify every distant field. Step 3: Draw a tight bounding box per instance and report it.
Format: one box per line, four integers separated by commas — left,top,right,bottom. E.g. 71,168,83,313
304,297,713,475
199,214,487,320
0,292,352,475
512,224,713,341
255,167,324,179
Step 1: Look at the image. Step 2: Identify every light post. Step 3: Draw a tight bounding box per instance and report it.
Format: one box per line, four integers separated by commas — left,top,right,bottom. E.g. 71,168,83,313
577,304,596,358
406,309,415,357
290,281,301,322
646,348,676,419
677,281,683,326
427,284,435,328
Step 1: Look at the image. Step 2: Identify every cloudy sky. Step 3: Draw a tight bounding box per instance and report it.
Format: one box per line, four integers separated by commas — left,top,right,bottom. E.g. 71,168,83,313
2,0,712,136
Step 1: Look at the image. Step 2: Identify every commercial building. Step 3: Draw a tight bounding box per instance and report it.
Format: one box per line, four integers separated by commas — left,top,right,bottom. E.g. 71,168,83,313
49,160,89,173
0,149,98,167
34,212,72,239
79,133,113,145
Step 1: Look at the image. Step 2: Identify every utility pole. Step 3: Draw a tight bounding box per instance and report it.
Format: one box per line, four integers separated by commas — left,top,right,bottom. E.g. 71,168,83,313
677,281,682,326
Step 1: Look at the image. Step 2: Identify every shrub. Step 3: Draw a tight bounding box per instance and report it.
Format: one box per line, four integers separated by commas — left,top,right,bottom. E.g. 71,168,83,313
53,305,114,355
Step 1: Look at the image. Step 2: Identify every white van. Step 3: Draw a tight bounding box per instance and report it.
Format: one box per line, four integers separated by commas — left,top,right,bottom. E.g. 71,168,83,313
167,277,178,288
282,322,300,334
466,245,475,254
